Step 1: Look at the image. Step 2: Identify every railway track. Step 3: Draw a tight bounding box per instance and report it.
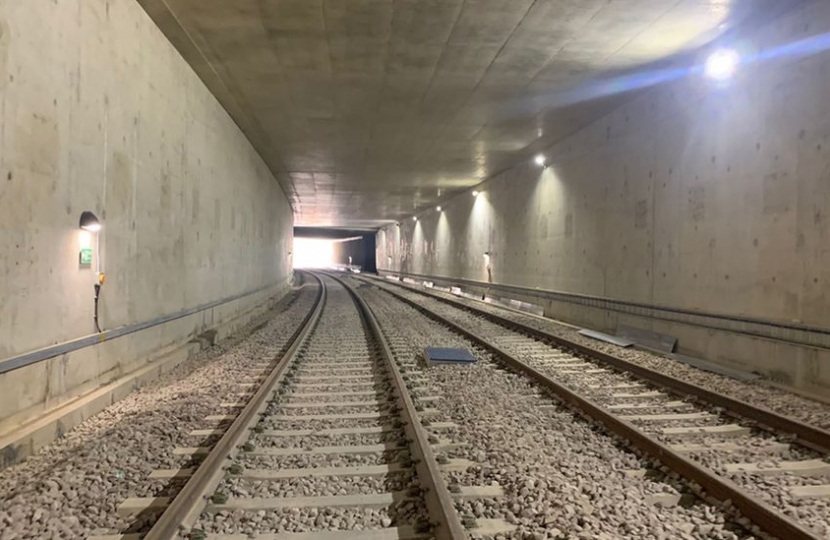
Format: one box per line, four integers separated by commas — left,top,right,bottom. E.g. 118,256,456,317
361,274,830,539
96,272,505,539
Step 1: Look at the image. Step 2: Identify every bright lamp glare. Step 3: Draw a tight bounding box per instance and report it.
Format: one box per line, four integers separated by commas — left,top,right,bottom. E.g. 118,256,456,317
472,191,479,197
436,206,442,212
705,49,740,81
534,154,546,166
78,230,93,249
412,216,417,221
293,238,335,269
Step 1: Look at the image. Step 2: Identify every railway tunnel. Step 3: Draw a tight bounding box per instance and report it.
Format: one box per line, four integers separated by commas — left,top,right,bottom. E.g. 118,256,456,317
2,0,830,538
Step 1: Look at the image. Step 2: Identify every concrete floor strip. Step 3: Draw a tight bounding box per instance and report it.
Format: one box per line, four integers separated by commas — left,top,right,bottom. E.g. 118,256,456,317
474,519,517,535
290,391,381,398
205,526,427,539
440,458,476,472
260,425,393,437
247,443,401,456
297,375,377,381
671,441,790,454
173,446,211,456
281,401,385,409
606,401,689,411
453,485,504,499
619,412,714,422
189,429,225,436
610,391,666,399
588,383,644,390
273,412,386,421
428,422,458,430
790,484,830,500
292,382,378,389
433,439,468,451
724,459,830,476
209,491,415,511
242,463,406,479
148,468,194,479
206,414,236,422
299,362,376,369
644,493,681,507
116,497,170,516
662,424,750,438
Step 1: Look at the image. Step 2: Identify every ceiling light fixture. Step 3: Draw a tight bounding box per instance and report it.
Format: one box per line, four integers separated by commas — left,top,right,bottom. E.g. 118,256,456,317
412,216,418,222
436,206,442,212
472,190,479,197
704,48,740,81
534,154,546,167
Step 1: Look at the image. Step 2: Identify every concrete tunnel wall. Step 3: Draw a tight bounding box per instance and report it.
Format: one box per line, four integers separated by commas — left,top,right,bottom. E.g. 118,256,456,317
377,2,830,396
333,235,377,272
0,0,293,444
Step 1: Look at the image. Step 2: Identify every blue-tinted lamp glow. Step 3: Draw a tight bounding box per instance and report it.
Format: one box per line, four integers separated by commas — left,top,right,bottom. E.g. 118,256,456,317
705,49,740,81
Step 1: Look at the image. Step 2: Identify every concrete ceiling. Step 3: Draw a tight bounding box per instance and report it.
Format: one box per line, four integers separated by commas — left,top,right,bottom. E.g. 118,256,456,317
138,0,795,229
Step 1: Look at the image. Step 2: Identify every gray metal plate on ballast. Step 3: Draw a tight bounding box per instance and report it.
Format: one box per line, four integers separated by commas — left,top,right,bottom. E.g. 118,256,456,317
423,347,476,364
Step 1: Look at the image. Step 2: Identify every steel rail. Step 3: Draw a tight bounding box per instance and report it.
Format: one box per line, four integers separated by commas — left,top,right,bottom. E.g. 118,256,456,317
369,277,824,540
375,277,830,454
144,271,326,540
329,272,468,540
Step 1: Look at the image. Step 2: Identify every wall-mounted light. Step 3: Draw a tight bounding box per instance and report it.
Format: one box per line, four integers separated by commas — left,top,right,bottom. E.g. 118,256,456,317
436,205,442,212
79,211,101,232
704,48,740,81
78,211,104,333
472,190,479,197
78,211,102,267
534,154,546,167
412,216,418,222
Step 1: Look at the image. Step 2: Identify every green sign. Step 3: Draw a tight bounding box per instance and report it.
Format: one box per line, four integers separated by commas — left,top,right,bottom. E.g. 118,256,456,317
79,248,93,266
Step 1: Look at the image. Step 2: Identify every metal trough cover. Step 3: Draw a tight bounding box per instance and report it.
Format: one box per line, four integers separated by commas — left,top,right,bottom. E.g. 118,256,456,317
424,347,476,364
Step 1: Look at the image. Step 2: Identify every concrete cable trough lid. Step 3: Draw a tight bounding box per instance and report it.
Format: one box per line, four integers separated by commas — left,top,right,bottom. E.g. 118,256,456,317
422,347,476,365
